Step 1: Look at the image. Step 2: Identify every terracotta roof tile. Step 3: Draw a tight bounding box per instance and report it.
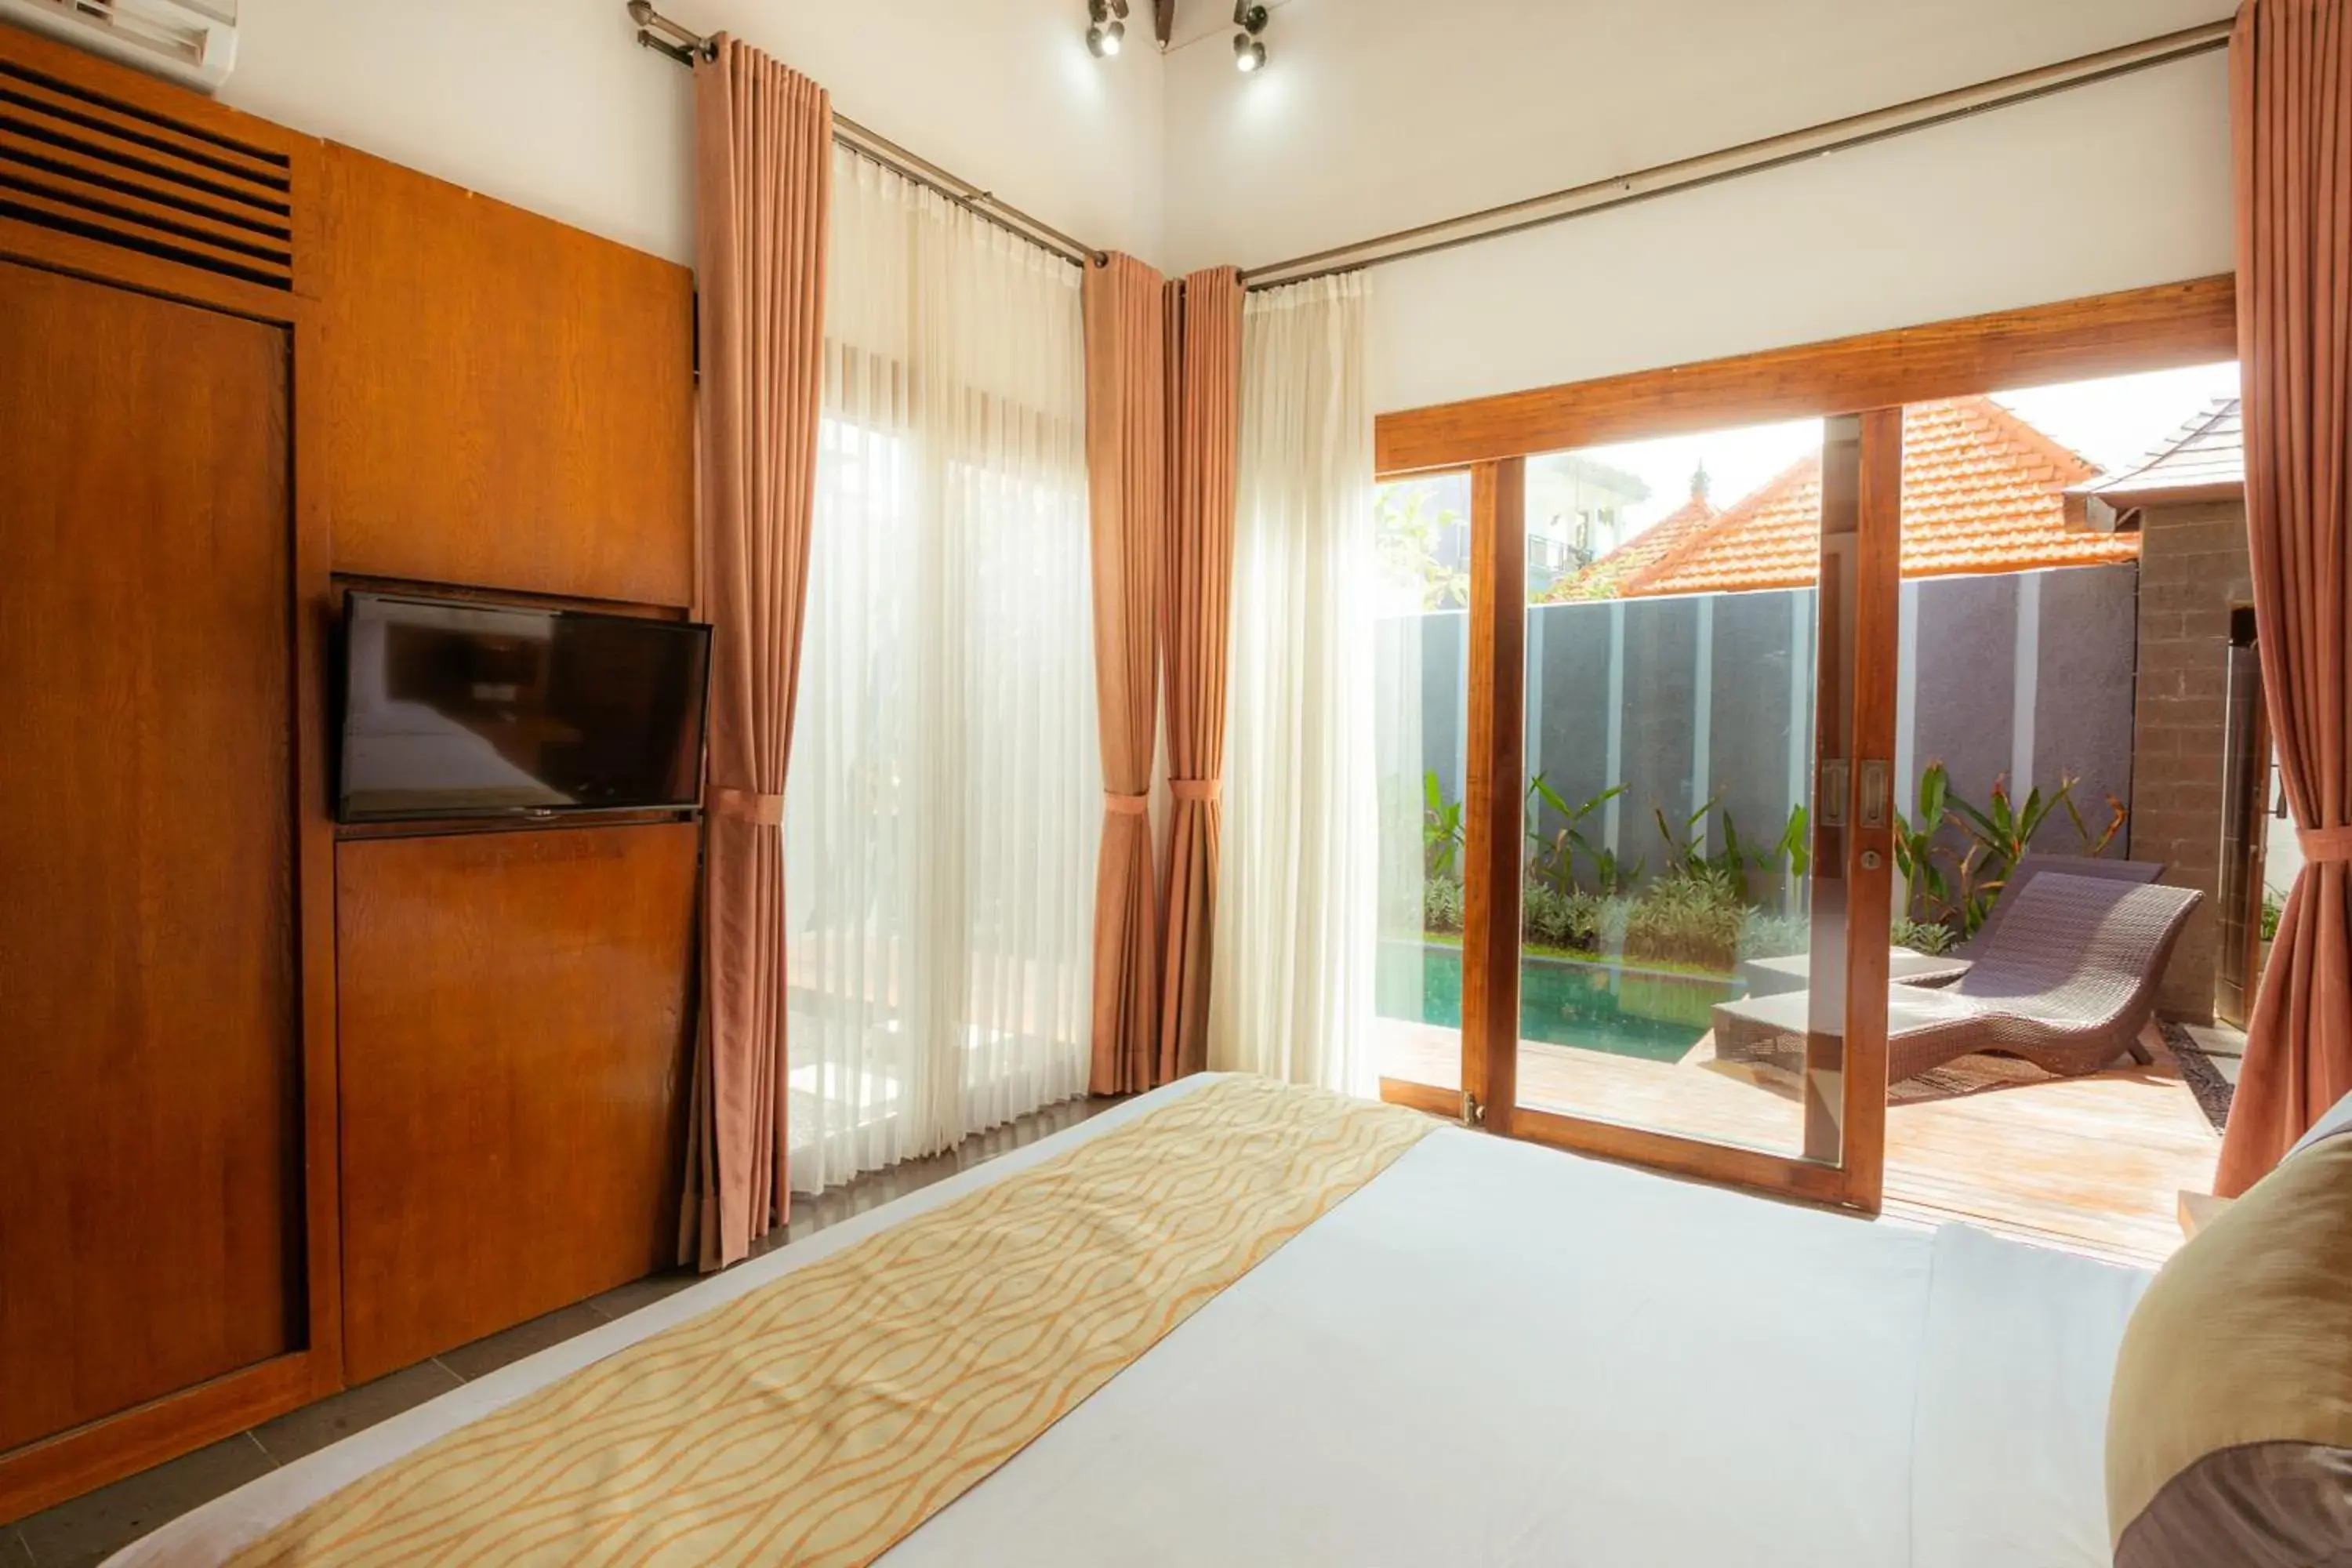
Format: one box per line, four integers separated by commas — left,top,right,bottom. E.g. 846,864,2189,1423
1588,398,2136,598
1541,491,1719,601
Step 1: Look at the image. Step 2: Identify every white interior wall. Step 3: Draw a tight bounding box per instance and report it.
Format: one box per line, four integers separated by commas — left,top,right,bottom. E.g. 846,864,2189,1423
1160,0,2234,412
218,0,1167,267
1366,55,2234,414
212,0,2233,415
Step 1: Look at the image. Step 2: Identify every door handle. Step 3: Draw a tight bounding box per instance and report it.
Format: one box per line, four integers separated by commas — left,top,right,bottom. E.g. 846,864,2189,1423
1818,759,1849,827
1857,760,1890,830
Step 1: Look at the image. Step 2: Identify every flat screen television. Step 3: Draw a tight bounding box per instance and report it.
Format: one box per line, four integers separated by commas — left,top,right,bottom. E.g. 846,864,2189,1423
337,592,713,824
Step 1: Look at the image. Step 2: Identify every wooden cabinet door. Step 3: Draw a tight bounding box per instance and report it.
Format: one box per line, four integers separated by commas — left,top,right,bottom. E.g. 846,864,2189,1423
0,260,300,1451
335,823,698,1383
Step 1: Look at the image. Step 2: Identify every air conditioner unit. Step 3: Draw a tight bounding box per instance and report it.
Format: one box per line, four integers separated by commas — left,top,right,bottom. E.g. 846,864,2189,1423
1,0,238,93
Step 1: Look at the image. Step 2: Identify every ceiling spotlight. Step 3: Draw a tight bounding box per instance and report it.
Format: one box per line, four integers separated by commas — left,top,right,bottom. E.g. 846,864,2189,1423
1232,2,1268,73
1087,0,1129,59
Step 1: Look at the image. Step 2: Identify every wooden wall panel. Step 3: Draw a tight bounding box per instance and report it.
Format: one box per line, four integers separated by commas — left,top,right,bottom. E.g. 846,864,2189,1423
0,260,299,1453
317,145,695,608
336,824,699,1383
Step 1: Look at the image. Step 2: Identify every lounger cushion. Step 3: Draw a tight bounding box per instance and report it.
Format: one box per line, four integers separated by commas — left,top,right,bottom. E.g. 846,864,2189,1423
2104,1109,2352,1565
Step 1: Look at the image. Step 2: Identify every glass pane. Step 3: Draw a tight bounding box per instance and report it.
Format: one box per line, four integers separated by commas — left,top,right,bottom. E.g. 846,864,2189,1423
1875,364,2238,1254
1371,471,1474,1103
1514,419,1836,1159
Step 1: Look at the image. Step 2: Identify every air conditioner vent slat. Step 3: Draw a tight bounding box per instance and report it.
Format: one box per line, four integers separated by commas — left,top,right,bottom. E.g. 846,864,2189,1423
0,162,286,263
0,62,280,184
0,125,288,237
0,43,292,291
0,187,286,286
0,107,288,220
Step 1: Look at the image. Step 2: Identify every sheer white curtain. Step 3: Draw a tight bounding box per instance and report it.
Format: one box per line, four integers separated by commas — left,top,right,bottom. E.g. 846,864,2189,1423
1209,272,1379,1094
784,148,1098,1196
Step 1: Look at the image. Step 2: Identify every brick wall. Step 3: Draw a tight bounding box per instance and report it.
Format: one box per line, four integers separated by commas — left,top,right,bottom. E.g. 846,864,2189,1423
2127,499,2252,1021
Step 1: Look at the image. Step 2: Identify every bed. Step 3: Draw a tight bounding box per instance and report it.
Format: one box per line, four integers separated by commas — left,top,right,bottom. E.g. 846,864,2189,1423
111,1073,2149,1566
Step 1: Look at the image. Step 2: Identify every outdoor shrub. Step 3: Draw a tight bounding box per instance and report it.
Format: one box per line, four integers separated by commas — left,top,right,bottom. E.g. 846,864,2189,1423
1523,884,1603,953
1598,895,1634,954
1624,872,1744,974
1890,915,1958,956
1895,760,2132,939
1423,877,1464,934
1738,909,1809,962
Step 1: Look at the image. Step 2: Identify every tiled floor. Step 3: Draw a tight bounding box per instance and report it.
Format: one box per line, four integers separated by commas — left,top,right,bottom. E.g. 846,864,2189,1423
5,1094,1123,1568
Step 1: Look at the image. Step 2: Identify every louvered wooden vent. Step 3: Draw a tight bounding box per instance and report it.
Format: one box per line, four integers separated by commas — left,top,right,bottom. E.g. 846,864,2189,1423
0,53,291,289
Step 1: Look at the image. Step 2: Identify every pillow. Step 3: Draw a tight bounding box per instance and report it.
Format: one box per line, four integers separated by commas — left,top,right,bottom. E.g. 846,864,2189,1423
2105,1109,2352,1565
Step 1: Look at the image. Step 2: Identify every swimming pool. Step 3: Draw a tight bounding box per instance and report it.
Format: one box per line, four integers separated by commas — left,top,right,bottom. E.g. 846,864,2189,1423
1374,940,1740,1063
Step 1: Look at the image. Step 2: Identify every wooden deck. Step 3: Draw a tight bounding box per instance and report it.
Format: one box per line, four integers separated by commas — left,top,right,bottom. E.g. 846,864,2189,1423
1377,1018,2220,1267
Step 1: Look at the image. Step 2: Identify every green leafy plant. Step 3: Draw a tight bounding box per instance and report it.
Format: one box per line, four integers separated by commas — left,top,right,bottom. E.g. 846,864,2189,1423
1582,844,1643,898
1653,794,1784,904
1376,487,1469,610
1946,773,2127,936
1738,909,1810,961
1523,884,1604,953
1895,762,2133,941
1773,802,1811,880
1526,773,1626,897
1422,877,1464,935
1653,797,1720,880
1890,915,1957,956
1623,869,1746,974
1423,771,1465,880
2261,886,2284,943
1893,761,1955,927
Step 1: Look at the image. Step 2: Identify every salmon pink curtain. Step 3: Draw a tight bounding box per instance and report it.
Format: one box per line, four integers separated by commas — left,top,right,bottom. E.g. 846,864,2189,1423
1083,253,1166,1095
2217,0,2352,1195
1157,267,1243,1081
680,36,831,1269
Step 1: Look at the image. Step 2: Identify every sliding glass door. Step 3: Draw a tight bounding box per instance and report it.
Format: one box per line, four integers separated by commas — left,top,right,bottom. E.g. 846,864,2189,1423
1381,412,1902,1210
1373,470,1476,1112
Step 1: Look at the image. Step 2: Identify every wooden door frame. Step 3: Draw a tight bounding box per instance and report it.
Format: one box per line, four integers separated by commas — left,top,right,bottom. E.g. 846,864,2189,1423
1372,274,2238,1211
1375,274,2235,476
0,23,342,1522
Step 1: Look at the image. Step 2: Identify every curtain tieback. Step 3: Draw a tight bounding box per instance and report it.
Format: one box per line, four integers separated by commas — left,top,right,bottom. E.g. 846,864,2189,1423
2298,825,2352,862
1171,778,1222,804
709,786,783,826
1104,790,1149,817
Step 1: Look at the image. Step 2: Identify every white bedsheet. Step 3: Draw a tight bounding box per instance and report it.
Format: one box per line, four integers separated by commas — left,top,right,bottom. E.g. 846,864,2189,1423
110,1075,2148,1566
1909,1224,2149,1568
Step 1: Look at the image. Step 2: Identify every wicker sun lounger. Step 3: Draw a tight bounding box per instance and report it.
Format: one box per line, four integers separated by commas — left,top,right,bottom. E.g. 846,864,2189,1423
1712,873,2203,1085
1736,853,2166,1001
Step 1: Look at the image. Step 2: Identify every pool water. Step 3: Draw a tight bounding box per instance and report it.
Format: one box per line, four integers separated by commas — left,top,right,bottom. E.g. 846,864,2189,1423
1375,940,1739,1063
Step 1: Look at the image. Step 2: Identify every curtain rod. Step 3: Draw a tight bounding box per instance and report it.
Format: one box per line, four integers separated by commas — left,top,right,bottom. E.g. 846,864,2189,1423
626,2,1106,269
1238,17,2235,292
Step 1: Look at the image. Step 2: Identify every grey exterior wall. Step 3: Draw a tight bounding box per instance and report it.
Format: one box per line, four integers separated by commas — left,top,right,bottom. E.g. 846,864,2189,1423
1899,564,2140,875
1378,563,2141,914
1909,573,2017,826
1526,598,1616,827
1617,597,1700,864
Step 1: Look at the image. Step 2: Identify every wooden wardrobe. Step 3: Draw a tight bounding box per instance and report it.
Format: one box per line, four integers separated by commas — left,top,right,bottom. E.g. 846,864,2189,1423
0,21,697,1519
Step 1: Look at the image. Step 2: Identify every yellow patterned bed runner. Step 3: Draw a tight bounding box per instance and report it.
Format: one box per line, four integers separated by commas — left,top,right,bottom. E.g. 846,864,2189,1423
232,1076,1433,1567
